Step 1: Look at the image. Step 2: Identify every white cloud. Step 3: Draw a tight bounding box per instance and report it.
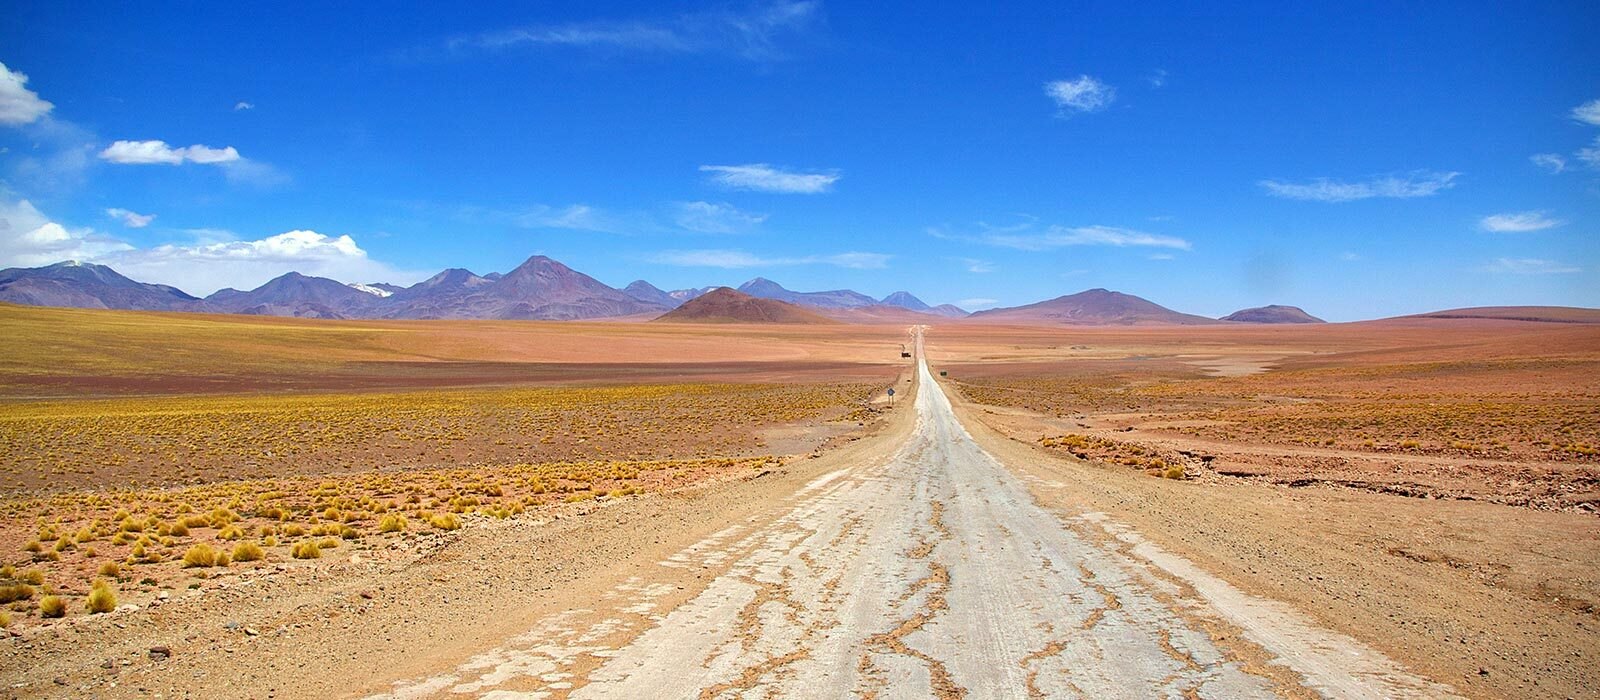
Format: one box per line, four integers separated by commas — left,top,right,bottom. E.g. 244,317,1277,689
951,257,994,273
986,224,1191,251
105,208,156,228
1530,153,1566,174
1148,253,1175,260
99,139,243,165
700,163,839,193
234,101,255,111
956,298,998,309
1479,211,1561,233
1147,69,1168,88
1259,170,1459,202
1339,251,1361,261
1044,76,1116,115
449,1,820,61
1578,136,1600,169
0,62,53,126
651,248,889,269
1485,258,1581,275
513,204,634,233
104,230,425,295
673,201,767,234
1572,99,1600,127
0,196,133,267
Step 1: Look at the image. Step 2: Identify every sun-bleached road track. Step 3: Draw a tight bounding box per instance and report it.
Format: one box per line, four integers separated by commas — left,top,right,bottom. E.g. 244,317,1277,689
373,339,1457,699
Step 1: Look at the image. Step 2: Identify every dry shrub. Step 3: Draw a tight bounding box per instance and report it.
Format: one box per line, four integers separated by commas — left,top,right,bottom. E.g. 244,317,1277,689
98,561,120,578
291,540,321,559
231,542,264,562
378,514,406,533
182,543,219,568
38,595,65,618
0,584,34,604
86,580,116,613
429,513,460,531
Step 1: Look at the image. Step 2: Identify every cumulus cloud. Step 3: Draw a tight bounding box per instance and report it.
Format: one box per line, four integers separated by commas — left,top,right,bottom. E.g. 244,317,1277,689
1259,170,1459,202
1530,153,1566,174
1485,258,1581,275
1572,99,1600,127
699,163,839,194
234,101,255,111
1479,211,1561,233
0,62,53,126
673,201,767,233
1044,76,1116,115
446,0,820,61
651,248,888,269
0,196,133,267
99,140,242,165
103,230,425,295
105,208,156,228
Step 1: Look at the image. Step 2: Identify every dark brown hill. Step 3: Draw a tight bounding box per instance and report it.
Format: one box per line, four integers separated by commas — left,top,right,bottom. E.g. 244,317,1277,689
652,287,838,324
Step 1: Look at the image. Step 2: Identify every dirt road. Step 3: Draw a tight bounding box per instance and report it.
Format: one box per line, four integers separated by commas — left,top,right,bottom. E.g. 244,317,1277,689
372,347,1457,698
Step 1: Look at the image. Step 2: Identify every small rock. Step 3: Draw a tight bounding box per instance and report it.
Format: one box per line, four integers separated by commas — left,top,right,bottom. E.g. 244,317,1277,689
148,646,171,661
359,591,374,600
244,627,258,637
157,591,170,601
223,621,240,631
54,677,68,686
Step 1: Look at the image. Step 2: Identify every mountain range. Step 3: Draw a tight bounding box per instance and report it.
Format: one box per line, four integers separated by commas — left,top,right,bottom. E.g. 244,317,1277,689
0,255,1356,325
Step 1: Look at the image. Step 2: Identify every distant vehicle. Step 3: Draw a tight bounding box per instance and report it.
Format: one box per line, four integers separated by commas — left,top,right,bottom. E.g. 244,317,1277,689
900,344,912,358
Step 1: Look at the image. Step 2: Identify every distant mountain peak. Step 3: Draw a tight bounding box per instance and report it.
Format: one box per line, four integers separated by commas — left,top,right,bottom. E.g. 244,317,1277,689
881,291,931,311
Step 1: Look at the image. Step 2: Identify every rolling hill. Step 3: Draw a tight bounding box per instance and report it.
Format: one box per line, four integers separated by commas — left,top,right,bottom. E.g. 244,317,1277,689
1221,305,1326,324
653,287,838,324
969,288,1219,325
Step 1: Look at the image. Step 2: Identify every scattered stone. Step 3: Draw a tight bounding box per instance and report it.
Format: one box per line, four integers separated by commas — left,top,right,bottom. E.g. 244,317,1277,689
148,646,171,661
244,627,259,637
223,621,240,631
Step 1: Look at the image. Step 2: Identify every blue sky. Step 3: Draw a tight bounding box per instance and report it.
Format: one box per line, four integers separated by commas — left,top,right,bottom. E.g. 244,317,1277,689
1,1,1596,320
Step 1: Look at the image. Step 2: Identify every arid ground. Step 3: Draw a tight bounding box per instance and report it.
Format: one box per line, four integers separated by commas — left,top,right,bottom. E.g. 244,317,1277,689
0,305,1596,698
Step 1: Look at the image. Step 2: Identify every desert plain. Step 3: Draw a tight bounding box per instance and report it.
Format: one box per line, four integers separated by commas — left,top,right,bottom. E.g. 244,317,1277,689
0,303,1595,699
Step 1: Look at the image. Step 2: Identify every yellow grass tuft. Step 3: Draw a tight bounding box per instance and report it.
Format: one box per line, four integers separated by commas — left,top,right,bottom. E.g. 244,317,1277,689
38,595,65,618
231,542,264,562
291,540,321,559
182,543,219,568
86,579,116,613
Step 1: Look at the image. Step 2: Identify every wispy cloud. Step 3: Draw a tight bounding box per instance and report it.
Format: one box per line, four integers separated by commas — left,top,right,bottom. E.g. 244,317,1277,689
442,1,820,61
956,297,999,309
700,163,839,194
234,101,255,111
105,208,155,228
1259,170,1459,202
1530,153,1566,174
514,204,633,233
1572,98,1600,127
1147,69,1168,88
99,139,242,165
1044,75,1115,116
673,201,767,234
992,224,1188,251
1339,251,1361,261
0,62,53,126
951,257,994,273
1578,136,1600,169
651,248,888,269
1479,210,1561,233
1485,258,1581,275
932,219,1191,251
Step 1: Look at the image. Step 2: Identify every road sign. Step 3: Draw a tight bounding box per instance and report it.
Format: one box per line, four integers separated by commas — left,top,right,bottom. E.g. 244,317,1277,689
887,387,896,406
887,388,896,396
